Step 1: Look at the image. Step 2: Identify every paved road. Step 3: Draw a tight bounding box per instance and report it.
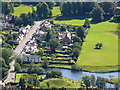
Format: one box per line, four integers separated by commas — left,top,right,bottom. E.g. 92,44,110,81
14,21,41,55
3,21,41,84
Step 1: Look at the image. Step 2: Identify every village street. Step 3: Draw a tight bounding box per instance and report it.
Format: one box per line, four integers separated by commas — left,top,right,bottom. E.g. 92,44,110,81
2,21,41,84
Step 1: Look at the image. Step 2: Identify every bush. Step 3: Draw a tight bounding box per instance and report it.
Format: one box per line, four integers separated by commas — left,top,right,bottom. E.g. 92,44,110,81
46,69,62,78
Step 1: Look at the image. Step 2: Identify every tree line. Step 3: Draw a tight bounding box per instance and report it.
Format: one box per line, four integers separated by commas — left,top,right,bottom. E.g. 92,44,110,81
60,2,117,22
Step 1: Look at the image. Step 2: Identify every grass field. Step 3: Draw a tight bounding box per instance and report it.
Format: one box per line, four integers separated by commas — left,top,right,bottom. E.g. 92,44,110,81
52,6,61,17
12,4,36,16
77,21,118,66
16,73,26,83
52,18,118,72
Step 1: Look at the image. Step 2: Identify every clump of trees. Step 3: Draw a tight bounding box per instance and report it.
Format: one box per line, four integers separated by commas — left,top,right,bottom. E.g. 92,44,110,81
46,69,62,78
95,43,103,49
81,74,106,88
60,2,116,22
2,2,14,15
18,74,40,88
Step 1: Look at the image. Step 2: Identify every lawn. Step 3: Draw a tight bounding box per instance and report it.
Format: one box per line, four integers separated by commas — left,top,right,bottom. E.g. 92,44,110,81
52,6,61,17
12,4,36,16
16,73,26,83
51,18,118,72
77,21,118,66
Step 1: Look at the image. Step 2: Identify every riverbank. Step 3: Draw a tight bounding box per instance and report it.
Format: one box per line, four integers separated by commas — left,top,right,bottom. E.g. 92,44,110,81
48,65,120,73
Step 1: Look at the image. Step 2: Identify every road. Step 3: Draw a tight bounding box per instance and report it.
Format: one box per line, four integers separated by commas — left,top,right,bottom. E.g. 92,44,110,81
3,21,41,84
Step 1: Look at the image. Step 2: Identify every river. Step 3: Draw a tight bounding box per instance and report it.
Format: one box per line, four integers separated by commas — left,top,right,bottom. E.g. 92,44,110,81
46,68,120,88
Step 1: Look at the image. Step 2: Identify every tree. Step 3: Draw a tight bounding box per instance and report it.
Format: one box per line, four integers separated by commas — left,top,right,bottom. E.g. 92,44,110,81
2,48,13,65
42,60,49,68
14,63,21,72
13,33,18,40
73,36,82,43
9,3,14,13
36,3,42,18
34,66,45,75
20,13,30,26
76,2,83,16
60,3,69,16
76,26,86,42
90,74,96,88
82,2,98,15
37,49,44,57
91,6,104,22
40,3,50,18
60,26,67,32
46,69,62,78
45,30,53,42
101,2,116,16
46,2,54,9
19,78,26,88
14,17,23,27
96,77,106,88
2,2,10,15
16,57,22,65
83,18,90,28
50,39,60,53
72,48,80,58
82,75,90,88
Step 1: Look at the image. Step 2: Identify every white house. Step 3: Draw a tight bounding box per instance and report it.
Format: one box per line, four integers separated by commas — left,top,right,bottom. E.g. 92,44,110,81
22,54,41,63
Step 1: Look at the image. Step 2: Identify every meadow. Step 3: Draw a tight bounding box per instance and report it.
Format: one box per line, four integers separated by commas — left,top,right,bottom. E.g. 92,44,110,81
12,4,36,16
52,6,61,17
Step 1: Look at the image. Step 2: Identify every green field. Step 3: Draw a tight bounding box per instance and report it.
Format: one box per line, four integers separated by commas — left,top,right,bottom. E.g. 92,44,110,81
77,21,118,66
12,5,36,16
52,18,118,72
52,6,61,17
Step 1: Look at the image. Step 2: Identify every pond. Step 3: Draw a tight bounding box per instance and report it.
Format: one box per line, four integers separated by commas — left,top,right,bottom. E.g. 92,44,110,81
46,68,120,88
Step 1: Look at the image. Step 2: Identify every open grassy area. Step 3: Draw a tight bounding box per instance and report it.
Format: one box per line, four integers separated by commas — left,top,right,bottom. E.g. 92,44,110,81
12,4,36,16
16,73,26,83
52,6,61,17
77,21,118,66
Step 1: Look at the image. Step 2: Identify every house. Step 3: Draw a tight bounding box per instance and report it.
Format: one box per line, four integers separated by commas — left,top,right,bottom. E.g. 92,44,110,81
57,30,72,44
40,21,52,31
21,54,41,63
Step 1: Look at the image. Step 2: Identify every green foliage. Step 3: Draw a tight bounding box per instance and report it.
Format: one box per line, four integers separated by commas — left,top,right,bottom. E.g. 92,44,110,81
82,75,90,88
42,60,49,68
76,26,86,41
45,30,54,42
72,36,82,43
72,48,80,58
36,2,52,19
14,63,21,72
91,6,104,22
19,78,26,88
83,18,90,28
37,49,44,57
96,77,106,88
2,48,13,65
50,39,60,53
90,74,96,87
101,2,116,16
46,69,62,78
2,2,14,15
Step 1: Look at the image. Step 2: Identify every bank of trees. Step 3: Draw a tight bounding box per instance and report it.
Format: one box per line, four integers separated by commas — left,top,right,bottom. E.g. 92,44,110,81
81,75,106,88
60,2,116,22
